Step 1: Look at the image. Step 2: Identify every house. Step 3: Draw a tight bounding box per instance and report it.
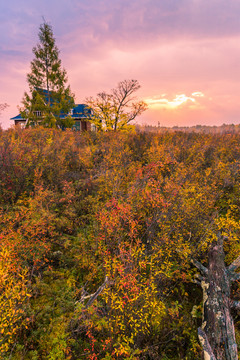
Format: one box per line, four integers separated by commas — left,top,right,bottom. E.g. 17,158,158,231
10,103,95,131
10,113,27,128
69,104,95,131
10,89,95,131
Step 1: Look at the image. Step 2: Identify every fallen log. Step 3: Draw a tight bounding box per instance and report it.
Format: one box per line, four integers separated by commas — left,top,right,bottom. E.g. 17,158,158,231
193,233,239,360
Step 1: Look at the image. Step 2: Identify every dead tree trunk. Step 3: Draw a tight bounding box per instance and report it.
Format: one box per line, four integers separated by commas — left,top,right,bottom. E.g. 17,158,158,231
193,234,240,360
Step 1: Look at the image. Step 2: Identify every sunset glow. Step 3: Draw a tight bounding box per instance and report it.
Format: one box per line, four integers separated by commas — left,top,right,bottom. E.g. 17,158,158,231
1,0,240,128
145,93,204,109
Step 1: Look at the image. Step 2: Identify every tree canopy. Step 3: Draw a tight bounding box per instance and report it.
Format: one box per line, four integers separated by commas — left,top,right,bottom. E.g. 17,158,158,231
21,21,75,128
86,79,147,131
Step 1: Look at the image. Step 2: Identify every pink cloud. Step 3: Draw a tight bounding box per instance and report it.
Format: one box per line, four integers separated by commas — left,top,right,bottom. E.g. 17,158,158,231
2,0,240,129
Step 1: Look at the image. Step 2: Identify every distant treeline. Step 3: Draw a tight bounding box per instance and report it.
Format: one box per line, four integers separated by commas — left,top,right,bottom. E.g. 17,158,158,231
137,122,240,134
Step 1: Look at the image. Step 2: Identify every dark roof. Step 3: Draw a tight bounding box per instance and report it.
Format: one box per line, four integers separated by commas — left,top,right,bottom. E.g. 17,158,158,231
72,104,92,118
10,114,26,120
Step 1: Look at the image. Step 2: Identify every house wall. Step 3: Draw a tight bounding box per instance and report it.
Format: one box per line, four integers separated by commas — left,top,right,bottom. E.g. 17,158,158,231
72,120,93,131
14,120,26,128
12,116,94,132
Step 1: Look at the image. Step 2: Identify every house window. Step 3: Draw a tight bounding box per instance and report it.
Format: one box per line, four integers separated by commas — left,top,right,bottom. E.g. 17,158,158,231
73,121,81,131
33,111,42,117
91,123,96,131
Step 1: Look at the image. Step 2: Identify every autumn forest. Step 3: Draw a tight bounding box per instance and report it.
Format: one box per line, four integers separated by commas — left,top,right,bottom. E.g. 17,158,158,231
0,126,240,359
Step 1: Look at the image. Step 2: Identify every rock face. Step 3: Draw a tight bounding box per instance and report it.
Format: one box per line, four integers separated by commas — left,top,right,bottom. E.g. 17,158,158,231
193,234,240,360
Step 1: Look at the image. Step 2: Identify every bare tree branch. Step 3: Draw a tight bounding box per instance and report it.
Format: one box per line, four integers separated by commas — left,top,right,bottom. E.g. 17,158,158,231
231,301,240,310
194,273,206,283
0,103,9,114
86,80,147,131
198,328,216,360
191,259,208,276
228,255,240,273
229,272,240,282
83,276,109,309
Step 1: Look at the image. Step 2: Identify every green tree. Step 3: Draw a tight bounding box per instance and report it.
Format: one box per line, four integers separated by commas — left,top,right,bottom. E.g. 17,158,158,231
21,21,75,128
86,79,147,131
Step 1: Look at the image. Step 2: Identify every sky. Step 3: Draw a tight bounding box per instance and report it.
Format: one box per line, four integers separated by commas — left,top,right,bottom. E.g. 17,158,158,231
1,0,240,129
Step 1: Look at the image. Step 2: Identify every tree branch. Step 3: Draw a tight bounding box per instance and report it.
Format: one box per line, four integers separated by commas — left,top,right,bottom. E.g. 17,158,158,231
193,273,206,285
198,328,216,360
85,276,109,308
191,259,208,276
193,279,202,286
228,255,240,273
229,272,240,282
231,301,240,310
